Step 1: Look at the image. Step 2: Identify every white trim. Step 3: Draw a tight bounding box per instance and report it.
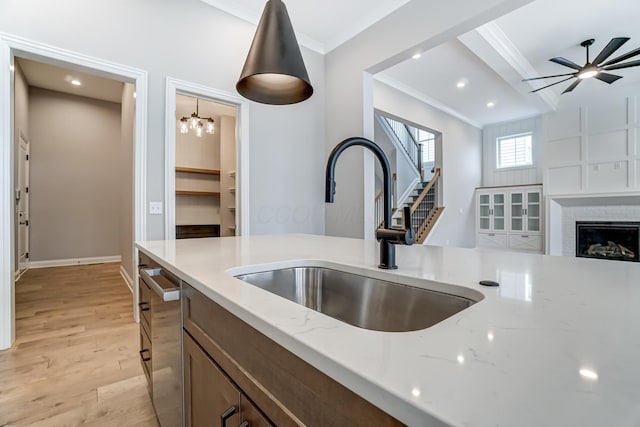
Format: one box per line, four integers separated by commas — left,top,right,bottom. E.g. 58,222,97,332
0,32,148,350
197,0,410,54
29,256,122,269
120,265,134,294
373,74,483,130
165,77,250,240
423,209,445,245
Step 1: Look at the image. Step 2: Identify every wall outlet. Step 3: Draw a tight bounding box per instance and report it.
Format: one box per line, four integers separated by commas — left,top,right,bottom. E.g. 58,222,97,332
149,202,163,215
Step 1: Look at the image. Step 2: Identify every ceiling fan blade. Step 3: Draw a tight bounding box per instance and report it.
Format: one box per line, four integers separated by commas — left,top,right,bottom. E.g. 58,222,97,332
603,59,640,71
601,47,640,66
594,72,623,84
562,79,582,94
530,76,575,93
522,72,576,82
550,57,582,70
592,37,630,65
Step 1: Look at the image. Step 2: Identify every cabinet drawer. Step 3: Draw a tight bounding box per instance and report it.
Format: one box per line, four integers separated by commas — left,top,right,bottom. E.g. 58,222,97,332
478,233,508,249
509,234,542,252
139,327,152,390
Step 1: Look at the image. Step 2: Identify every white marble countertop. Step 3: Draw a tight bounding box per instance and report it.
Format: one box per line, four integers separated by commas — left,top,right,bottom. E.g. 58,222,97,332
136,234,640,427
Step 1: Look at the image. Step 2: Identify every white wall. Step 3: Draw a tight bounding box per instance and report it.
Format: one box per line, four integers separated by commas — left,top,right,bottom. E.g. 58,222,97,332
0,0,326,239
29,88,122,261
120,83,135,278
543,89,640,195
324,0,534,239
13,62,28,272
482,116,543,187
374,81,482,248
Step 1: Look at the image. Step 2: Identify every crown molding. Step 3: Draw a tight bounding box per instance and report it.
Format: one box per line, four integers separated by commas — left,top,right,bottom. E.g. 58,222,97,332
374,74,483,130
199,0,326,54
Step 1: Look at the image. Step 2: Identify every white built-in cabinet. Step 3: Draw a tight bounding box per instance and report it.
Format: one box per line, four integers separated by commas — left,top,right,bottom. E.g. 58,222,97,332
476,185,543,253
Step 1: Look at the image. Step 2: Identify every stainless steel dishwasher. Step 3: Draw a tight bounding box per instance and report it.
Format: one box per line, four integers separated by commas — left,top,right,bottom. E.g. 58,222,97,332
140,267,183,427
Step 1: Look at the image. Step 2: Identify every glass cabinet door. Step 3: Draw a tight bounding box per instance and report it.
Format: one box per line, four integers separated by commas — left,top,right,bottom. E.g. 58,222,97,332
510,192,524,231
478,193,490,231
526,191,541,232
492,193,505,231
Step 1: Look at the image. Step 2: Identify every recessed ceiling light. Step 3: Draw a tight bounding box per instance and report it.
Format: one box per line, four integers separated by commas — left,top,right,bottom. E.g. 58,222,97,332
579,368,598,380
456,81,466,88
412,53,422,60
411,388,421,397
70,79,82,86
487,101,495,108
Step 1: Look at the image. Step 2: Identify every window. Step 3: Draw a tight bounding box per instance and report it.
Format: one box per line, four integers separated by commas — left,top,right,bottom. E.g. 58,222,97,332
417,129,435,163
496,133,532,169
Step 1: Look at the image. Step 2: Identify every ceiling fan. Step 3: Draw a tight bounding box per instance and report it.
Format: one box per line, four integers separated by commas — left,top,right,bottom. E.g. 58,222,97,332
523,37,640,94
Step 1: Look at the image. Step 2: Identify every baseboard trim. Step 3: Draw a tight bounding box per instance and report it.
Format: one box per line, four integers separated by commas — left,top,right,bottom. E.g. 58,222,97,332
29,256,122,269
119,265,134,294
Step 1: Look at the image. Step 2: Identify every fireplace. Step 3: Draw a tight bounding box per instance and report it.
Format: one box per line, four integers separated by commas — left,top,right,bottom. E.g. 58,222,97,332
576,221,640,262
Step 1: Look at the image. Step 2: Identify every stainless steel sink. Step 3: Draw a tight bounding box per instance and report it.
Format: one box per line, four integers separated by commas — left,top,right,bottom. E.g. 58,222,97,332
235,267,482,332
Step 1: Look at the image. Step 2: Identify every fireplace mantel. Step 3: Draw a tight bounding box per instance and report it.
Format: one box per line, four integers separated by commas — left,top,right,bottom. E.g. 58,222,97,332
546,192,640,256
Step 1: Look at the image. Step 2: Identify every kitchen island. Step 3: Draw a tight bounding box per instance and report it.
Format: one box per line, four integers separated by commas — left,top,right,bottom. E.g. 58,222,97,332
136,234,640,427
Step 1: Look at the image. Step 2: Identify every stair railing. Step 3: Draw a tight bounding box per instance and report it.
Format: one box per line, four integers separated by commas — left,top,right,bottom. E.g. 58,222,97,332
410,168,442,242
382,116,423,178
375,174,397,230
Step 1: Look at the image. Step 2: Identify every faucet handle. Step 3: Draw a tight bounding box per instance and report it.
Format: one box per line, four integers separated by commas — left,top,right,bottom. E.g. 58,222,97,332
403,206,416,245
403,206,412,230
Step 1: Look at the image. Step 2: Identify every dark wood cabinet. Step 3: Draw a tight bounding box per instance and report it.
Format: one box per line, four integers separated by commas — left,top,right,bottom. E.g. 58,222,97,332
182,282,403,427
183,332,242,427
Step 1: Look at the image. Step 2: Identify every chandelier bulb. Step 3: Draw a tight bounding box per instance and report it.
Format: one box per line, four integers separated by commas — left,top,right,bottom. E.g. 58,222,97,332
206,118,215,134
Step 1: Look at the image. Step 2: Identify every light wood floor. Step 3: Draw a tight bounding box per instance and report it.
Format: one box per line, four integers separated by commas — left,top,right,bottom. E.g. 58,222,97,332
0,263,158,426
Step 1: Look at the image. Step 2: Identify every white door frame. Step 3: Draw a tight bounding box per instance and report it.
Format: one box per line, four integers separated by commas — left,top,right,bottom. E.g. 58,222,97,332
0,33,148,350
16,131,29,277
164,77,250,239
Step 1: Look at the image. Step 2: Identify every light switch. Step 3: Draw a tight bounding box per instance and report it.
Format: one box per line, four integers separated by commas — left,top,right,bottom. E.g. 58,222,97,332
149,202,163,215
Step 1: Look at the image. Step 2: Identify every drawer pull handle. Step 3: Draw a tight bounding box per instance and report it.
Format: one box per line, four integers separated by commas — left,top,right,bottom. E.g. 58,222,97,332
221,406,237,427
488,233,495,237
522,235,529,238
139,349,151,362
138,302,150,312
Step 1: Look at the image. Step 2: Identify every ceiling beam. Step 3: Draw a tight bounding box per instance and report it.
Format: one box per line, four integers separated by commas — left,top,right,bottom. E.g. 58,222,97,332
459,21,559,112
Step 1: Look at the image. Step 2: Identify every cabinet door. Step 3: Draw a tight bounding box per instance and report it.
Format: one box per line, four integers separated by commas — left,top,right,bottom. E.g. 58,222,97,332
478,193,491,231
525,191,541,233
240,395,273,427
492,193,506,231
184,332,241,427
510,192,524,232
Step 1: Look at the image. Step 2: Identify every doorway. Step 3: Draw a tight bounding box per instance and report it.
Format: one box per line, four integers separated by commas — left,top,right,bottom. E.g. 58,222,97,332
16,132,29,278
0,34,148,350
164,78,250,239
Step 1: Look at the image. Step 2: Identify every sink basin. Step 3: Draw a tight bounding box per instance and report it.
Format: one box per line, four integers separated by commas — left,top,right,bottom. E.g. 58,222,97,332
235,266,481,332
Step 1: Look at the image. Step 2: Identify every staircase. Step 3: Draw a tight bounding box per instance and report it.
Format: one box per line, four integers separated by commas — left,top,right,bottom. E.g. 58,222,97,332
376,168,444,244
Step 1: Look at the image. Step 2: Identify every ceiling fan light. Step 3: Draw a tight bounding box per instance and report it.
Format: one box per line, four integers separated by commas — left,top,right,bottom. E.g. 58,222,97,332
578,69,599,79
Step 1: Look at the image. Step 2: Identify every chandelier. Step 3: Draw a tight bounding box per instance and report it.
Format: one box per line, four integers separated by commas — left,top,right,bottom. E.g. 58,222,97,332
178,98,215,137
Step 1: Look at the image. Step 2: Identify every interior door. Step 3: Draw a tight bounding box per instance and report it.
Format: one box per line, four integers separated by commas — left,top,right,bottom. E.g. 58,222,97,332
17,135,30,275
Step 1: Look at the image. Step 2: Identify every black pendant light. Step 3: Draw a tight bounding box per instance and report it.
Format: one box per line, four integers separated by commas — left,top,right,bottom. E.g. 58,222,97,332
236,0,313,105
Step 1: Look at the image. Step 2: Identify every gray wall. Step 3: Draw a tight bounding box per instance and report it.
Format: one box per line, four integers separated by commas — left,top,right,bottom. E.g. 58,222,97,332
324,0,534,239
374,81,482,248
120,83,135,278
0,0,326,239
29,88,122,261
13,62,29,271
482,116,543,187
